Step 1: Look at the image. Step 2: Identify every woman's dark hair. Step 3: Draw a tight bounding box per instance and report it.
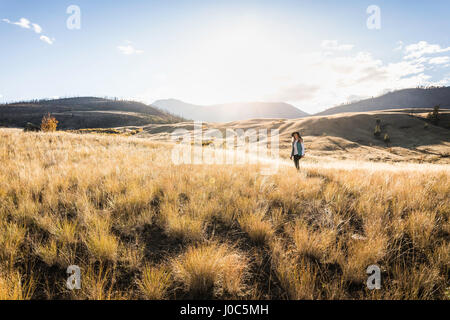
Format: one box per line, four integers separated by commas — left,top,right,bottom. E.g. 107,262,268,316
291,132,301,139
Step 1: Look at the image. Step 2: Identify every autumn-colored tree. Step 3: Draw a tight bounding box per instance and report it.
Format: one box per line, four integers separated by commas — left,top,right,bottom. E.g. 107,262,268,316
41,113,58,132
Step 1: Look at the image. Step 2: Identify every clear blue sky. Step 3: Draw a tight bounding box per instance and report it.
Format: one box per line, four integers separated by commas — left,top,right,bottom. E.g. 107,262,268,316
1,0,449,113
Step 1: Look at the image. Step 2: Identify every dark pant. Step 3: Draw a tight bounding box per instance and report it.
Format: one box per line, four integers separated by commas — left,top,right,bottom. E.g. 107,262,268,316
293,155,302,170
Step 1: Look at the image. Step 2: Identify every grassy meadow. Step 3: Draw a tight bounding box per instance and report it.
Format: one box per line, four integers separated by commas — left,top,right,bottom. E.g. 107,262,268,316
0,128,448,300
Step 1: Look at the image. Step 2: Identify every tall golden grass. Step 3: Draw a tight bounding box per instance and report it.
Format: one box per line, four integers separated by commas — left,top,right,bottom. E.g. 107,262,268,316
0,129,448,299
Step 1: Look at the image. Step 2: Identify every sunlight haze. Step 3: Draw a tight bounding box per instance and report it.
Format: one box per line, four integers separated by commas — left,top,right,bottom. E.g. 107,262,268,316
1,0,449,113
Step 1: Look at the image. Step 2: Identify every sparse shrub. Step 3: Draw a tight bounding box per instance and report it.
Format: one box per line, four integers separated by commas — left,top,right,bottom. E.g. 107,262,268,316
0,269,35,300
138,265,172,299
75,264,118,300
343,234,388,282
427,105,440,125
171,243,248,297
374,118,381,137
291,220,336,260
77,128,121,135
34,239,58,265
276,255,320,299
0,221,27,265
161,203,205,242
85,230,119,262
238,211,274,245
129,128,144,135
83,217,119,262
40,113,58,132
202,140,214,146
48,219,78,244
23,122,41,132
119,245,144,270
405,211,436,249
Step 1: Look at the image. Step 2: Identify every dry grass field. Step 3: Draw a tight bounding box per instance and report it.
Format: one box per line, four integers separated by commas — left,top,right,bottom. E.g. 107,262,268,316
0,128,449,300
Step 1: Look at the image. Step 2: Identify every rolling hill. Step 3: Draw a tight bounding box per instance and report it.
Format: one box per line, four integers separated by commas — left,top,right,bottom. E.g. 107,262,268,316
152,99,309,122
138,109,450,163
317,87,450,115
0,97,185,129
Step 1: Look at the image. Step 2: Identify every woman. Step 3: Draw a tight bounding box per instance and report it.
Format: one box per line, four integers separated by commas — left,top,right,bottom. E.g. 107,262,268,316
290,132,304,170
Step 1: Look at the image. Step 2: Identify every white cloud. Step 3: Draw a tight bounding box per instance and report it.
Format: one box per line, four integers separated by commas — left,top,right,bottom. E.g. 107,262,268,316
394,40,403,51
404,41,450,59
40,35,54,45
117,44,144,55
264,41,448,111
3,17,53,44
3,18,41,33
32,23,42,34
13,17,31,29
321,40,354,51
428,56,450,65
3,17,31,29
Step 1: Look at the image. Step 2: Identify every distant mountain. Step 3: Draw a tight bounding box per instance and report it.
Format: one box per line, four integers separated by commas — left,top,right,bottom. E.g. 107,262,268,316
0,97,184,129
152,99,309,122
317,87,450,116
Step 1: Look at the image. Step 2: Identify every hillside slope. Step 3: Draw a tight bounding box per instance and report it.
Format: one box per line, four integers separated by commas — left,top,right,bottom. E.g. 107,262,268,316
139,109,450,163
0,97,184,129
153,99,309,122
318,87,450,115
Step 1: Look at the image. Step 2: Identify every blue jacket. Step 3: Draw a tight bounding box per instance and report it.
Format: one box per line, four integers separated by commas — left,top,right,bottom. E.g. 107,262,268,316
291,140,303,157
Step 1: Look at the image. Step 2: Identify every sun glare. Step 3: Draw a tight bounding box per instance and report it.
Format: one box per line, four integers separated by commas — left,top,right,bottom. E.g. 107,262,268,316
172,18,302,105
